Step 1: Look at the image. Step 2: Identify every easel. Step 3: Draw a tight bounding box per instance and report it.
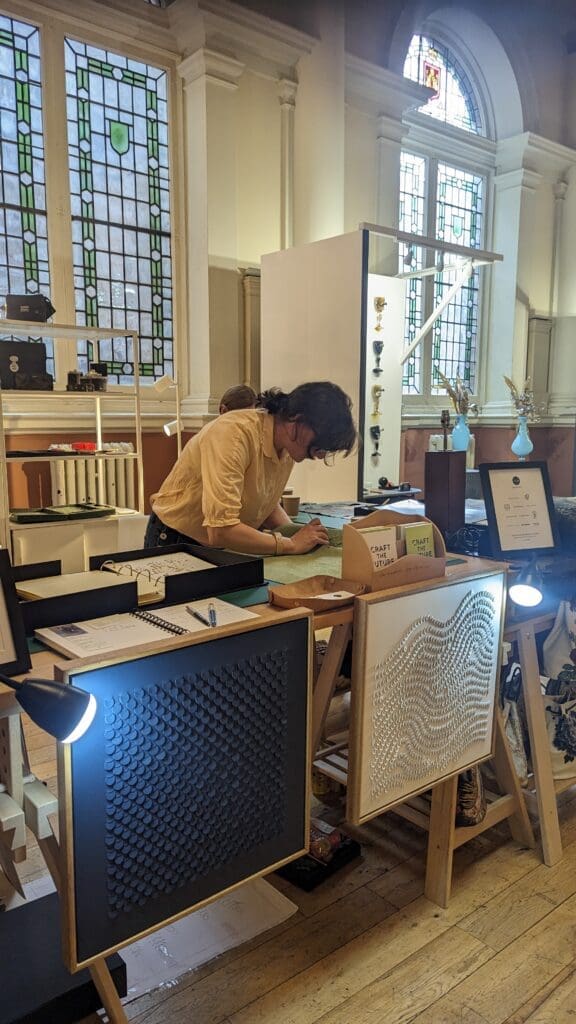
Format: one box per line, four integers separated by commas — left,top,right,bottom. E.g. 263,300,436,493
0,686,128,1024
504,610,567,866
309,559,536,908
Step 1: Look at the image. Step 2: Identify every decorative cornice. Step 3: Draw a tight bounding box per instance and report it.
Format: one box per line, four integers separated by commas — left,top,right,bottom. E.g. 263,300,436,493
493,167,542,193
496,132,576,180
178,47,245,89
345,55,431,118
197,0,315,80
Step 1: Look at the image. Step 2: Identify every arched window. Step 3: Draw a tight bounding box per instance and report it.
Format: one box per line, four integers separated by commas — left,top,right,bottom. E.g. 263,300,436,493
400,34,489,400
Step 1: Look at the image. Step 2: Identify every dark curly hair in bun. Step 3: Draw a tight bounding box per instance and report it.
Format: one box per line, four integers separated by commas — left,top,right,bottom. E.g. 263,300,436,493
257,381,356,457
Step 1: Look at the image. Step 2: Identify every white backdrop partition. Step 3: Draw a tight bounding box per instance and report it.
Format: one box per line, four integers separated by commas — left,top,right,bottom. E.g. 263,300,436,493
261,229,405,502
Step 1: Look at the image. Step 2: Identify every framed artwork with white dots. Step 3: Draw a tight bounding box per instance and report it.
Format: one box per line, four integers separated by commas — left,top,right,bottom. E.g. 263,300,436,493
347,569,506,825
57,609,312,971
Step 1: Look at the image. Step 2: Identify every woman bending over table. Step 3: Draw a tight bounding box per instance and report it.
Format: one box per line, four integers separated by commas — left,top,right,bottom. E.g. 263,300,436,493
144,381,356,557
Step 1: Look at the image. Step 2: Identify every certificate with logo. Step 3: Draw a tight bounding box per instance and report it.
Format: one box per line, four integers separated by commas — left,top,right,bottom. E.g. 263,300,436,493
479,461,559,558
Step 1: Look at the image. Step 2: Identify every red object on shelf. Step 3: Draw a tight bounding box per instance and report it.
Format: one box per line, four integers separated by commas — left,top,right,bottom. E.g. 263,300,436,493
71,441,97,451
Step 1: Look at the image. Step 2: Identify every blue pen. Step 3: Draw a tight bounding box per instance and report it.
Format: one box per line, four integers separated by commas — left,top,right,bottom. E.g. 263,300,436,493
208,602,217,627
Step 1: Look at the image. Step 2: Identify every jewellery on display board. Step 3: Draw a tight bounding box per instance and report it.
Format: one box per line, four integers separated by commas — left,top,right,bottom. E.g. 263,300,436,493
369,425,381,458
372,339,384,375
372,384,383,417
373,296,387,332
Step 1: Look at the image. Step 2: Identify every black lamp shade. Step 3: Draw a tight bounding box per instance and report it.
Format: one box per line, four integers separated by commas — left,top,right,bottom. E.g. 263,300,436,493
15,678,96,742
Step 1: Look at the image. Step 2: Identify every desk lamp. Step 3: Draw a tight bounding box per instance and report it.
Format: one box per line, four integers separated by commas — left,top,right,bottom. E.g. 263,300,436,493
153,374,182,457
508,557,544,608
0,673,96,743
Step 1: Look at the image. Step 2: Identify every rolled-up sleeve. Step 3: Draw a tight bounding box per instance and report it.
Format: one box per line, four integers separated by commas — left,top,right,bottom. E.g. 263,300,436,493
199,421,251,527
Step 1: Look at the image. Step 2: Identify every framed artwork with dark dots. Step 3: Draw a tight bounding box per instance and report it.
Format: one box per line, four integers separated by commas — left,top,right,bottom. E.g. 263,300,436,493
57,609,312,970
347,570,506,825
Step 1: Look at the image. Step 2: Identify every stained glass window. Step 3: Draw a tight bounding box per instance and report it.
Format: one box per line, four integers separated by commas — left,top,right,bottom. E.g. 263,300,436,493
404,35,482,136
399,153,426,395
0,14,53,372
432,163,483,392
64,39,172,384
400,31,487,398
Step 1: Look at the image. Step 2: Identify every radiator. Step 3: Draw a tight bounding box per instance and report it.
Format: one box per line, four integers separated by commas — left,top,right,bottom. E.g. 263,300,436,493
50,455,136,509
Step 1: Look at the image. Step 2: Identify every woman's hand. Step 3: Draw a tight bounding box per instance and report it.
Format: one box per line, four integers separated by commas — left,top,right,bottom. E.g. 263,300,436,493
285,518,329,554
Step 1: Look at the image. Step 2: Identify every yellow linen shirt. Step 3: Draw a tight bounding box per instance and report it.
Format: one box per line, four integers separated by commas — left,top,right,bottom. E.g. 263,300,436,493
150,409,294,545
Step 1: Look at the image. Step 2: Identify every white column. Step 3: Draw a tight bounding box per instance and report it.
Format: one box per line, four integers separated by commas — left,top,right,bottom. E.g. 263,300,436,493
482,166,541,418
278,78,297,249
549,165,576,417
294,0,345,244
178,49,244,417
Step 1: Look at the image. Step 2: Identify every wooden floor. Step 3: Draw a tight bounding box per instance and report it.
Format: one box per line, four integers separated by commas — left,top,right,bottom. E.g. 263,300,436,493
11,717,576,1024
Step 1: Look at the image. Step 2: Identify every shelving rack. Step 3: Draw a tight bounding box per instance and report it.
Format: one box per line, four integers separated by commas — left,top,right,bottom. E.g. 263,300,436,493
0,319,144,550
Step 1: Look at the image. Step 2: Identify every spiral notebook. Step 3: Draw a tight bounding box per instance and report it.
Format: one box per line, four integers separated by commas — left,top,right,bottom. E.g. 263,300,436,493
34,598,257,659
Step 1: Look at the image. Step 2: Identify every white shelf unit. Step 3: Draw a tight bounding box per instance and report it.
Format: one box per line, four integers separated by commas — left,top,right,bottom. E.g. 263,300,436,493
0,320,145,560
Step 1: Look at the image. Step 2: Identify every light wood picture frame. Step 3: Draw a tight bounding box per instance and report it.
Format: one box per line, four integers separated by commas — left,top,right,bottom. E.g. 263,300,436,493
57,609,312,971
347,570,506,825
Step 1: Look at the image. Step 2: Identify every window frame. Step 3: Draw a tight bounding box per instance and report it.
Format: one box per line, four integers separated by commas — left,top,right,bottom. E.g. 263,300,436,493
400,111,497,420
0,0,185,429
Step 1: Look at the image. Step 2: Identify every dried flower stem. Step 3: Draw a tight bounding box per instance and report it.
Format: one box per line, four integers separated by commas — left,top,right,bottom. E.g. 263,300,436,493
503,375,539,420
436,368,478,416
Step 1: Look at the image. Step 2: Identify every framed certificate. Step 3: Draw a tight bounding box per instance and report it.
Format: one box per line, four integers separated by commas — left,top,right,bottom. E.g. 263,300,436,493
479,461,560,559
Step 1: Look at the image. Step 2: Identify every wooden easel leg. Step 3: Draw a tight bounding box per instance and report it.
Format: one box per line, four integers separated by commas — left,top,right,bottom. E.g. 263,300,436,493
492,710,535,848
424,774,458,908
517,623,563,866
37,834,128,1023
312,622,353,754
89,959,129,1023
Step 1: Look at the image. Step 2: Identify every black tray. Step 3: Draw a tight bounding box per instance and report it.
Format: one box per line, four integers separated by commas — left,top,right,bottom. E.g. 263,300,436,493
10,503,115,523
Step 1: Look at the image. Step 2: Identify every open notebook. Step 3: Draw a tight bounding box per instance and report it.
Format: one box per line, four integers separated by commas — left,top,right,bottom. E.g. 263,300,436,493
15,569,159,605
100,551,216,601
35,598,258,659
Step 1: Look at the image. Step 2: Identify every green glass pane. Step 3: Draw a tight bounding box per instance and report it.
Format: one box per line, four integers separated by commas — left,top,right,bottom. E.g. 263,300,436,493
65,37,173,383
110,120,130,155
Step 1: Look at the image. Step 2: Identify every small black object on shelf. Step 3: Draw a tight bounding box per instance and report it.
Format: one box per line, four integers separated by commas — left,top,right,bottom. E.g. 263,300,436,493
276,835,361,892
5,293,55,322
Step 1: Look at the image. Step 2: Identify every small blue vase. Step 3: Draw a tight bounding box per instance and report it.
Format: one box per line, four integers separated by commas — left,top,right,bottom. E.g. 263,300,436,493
511,414,533,460
451,413,471,452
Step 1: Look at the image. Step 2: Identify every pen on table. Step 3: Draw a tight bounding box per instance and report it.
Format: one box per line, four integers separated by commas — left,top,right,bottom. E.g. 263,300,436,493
208,602,217,627
186,606,211,627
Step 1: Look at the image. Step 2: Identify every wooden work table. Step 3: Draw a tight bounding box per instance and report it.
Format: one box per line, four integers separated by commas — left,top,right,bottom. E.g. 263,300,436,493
0,555,569,910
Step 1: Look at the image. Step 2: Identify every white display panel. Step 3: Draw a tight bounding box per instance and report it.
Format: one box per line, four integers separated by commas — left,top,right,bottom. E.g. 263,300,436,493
261,231,363,502
362,273,405,493
348,572,505,824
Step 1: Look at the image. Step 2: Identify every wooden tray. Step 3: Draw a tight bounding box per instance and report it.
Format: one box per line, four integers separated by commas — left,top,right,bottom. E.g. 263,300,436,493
269,575,365,610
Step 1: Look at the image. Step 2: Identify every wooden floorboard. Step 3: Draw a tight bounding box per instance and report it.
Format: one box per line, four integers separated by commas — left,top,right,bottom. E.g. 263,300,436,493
10,719,576,1024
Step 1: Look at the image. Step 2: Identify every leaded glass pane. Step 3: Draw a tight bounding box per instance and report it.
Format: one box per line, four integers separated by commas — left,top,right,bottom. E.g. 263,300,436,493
65,38,172,384
399,152,426,395
0,14,53,373
432,162,483,393
404,35,483,136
